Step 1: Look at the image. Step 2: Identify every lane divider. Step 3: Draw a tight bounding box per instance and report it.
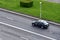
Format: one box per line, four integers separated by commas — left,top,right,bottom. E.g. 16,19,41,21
0,22,56,40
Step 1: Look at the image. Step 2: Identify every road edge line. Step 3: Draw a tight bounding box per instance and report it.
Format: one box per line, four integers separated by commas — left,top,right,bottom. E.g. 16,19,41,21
0,22,56,40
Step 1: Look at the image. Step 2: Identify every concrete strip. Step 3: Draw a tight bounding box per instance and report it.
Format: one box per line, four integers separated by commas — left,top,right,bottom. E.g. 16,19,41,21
0,22,56,40
0,8,60,26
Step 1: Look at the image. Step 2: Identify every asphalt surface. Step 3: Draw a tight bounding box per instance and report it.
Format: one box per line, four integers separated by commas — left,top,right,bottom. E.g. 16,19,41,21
0,11,60,40
0,24,50,40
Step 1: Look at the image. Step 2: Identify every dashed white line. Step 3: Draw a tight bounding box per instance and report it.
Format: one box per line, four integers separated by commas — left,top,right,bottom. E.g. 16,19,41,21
20,37,29,40
0,22,56,40
6,17,14,20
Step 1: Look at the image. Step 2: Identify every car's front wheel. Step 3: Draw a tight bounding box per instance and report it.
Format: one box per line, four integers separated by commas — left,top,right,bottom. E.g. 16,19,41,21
41,26,48,29
41,26,44,29
44,26,49,29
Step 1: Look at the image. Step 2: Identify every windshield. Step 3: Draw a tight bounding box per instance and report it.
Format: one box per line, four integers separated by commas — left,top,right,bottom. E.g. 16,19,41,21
38,20,48,25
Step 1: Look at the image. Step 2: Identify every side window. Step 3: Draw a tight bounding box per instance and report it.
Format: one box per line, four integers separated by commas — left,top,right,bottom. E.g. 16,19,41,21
35,22,38,25
39,22,43,25
38,22,41,25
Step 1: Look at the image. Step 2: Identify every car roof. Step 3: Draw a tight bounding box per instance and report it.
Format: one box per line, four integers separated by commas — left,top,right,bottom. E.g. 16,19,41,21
38,20,48,25
38,20,46,22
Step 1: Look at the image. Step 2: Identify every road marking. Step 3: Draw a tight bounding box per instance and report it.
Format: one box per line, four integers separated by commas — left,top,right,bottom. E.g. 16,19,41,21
6,17,14,20
0,38,2,40
1,30,29,40
0,22,56,40
20,37,29,40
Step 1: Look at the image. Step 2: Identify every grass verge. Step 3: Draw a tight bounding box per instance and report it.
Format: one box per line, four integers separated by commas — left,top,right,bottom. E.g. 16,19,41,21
0,0,60,23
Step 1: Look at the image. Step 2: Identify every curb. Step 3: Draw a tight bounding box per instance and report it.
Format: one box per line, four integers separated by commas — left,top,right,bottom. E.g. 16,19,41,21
0,8,60,26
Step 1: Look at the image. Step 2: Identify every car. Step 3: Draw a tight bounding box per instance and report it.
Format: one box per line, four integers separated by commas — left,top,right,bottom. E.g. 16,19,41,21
32,20,49,29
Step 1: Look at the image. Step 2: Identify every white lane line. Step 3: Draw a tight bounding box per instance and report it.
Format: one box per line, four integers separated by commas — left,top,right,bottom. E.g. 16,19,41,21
0,38,2,40
0,22,56,40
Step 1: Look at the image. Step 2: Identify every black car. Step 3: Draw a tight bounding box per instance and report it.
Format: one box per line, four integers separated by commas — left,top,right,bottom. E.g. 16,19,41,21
32,20,49,29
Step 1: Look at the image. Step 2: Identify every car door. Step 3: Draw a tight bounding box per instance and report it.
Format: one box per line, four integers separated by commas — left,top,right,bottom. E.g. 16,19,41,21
38,22,43,27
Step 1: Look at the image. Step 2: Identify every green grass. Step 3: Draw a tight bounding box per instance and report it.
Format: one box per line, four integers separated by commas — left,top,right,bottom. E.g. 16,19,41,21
42,1,60,23
0,0,40,17
0,0,60,23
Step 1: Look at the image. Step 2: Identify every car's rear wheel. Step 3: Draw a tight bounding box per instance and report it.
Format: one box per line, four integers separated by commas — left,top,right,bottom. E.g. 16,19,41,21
41,26,44,29
32,23,35,26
